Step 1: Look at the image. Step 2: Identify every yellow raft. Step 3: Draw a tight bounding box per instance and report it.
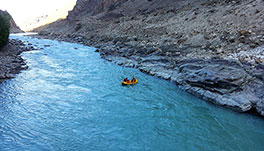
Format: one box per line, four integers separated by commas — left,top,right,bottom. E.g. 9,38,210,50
121,79,138,85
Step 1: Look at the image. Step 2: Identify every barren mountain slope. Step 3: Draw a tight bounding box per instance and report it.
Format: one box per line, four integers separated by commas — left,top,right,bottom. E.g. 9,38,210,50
38,0,264,63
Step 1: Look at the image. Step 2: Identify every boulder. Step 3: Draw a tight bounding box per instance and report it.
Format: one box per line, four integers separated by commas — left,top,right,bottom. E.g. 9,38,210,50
170,59,262,112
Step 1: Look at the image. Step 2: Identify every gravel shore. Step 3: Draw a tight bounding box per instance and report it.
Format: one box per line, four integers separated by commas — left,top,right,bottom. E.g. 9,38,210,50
0,39,28,83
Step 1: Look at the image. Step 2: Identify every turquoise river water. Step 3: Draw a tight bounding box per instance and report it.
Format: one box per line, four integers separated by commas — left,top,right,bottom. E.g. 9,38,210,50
0,35,264,151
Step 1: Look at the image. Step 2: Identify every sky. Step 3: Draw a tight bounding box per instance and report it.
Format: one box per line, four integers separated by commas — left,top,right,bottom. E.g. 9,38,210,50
0,0,76,27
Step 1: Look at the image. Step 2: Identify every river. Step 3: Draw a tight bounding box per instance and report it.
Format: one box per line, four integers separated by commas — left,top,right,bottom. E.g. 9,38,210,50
1,35,264,151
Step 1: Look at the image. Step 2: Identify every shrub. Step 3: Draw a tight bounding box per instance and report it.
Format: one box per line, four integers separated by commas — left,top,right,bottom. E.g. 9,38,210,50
0,14,10,49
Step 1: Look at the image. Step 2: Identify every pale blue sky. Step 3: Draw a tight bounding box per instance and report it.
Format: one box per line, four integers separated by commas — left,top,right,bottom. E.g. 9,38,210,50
0,0,76,26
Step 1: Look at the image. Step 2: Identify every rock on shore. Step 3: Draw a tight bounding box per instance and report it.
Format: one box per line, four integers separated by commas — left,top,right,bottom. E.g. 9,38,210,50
0,39,28,82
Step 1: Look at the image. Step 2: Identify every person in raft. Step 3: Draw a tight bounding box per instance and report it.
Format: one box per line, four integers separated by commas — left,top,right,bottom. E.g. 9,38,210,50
123,78,129,82
131,76,136,82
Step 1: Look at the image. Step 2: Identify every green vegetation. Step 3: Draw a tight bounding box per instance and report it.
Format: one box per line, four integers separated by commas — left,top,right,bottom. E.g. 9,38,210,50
0,14,10,49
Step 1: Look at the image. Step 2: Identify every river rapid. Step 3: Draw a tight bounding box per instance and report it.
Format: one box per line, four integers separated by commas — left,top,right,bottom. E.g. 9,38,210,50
1,35,264,151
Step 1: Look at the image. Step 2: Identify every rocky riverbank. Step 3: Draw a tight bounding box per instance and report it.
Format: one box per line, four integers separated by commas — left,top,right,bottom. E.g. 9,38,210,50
97,44,264,116
31,0,264,116
0,39,29,83
29,31,264,117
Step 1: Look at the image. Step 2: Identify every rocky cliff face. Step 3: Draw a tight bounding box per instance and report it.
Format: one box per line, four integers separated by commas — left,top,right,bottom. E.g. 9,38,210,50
0,10,24,33
37,0,264,116
67,0,189,19
67,0,128,19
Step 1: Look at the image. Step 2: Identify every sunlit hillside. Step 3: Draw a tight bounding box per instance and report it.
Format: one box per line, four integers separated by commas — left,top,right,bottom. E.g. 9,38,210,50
22,0,76,31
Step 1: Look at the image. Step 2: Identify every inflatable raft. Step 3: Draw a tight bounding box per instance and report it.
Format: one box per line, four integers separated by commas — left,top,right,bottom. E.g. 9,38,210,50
122,79,138,85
